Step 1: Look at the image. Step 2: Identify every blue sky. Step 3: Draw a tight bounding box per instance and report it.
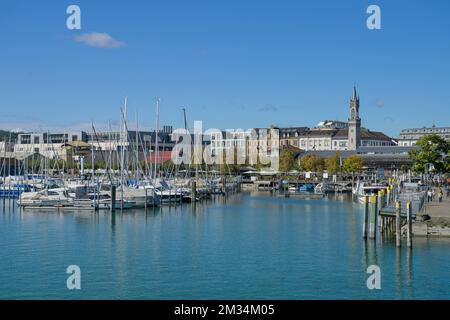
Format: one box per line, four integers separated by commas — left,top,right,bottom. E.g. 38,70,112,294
1,0,449,136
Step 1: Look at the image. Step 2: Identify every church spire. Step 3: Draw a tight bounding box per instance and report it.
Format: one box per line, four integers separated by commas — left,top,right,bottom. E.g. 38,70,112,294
348,85,361,150
352,85,358,101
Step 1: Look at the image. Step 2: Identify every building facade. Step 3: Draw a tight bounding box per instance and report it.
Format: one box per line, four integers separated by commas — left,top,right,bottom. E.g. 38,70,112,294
398,126,450,146
279,87,394,151
14,131,87,158
13,128,175,160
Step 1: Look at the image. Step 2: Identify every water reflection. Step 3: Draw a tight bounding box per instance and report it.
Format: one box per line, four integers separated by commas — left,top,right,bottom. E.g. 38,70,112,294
363,239,378,267
0,193,449,299
405,248,414,299
395,247,402,296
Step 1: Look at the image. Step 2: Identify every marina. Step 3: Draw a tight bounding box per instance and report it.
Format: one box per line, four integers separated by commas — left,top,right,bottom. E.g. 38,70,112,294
1,1,450,304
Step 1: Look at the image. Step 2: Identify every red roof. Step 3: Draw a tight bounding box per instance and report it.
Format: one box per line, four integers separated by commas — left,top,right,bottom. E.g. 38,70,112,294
147,151,172,164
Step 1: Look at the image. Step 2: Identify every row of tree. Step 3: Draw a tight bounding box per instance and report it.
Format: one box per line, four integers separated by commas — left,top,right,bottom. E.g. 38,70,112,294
279,149,363,174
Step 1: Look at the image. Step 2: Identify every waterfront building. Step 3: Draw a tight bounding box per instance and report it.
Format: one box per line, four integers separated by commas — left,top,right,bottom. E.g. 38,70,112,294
14,131,87,159
13,127,174,160
86,127,174,153
279,87,395,151
208,128,279,165
300,146,417,171
398,125,450,146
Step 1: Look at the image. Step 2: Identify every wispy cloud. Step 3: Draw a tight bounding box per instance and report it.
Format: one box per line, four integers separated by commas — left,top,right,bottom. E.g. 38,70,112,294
74,32,125,49
373,99,385,108
258,104,279,112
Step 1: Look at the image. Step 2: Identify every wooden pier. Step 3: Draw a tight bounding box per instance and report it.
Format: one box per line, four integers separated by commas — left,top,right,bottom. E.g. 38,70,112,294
362,184,420,248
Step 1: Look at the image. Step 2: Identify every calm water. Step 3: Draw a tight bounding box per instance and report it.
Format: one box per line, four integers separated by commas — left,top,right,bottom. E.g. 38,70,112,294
0,193,449,300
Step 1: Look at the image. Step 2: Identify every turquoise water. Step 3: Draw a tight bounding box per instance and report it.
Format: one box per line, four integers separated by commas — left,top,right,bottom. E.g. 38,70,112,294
0,193,449,299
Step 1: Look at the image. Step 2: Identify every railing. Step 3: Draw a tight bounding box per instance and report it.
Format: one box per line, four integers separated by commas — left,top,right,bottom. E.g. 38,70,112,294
381,191,426,217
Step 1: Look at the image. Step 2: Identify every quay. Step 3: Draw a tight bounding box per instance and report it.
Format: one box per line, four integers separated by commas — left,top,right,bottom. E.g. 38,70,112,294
363,179,450,246
414,192,450,237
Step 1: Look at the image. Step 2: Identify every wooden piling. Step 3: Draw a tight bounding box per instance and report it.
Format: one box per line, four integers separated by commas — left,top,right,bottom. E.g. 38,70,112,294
191,180,197,203
377,191,383,232
378,190,384,209
407,201,413,248
363,195,369,239
396,201,401,247
222,176,226,195
144,187,148,210
110,185,116,213
369,194,377,239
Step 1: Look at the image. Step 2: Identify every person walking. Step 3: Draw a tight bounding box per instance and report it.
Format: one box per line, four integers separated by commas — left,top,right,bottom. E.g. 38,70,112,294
438,189,443,203
427,189,432,203
432,189,436,202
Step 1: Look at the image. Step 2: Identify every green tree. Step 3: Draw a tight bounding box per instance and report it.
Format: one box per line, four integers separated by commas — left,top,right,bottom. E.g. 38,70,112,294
298,154,325,172
343,155,363,188
343,155,363,174
408,134,450,174
325,152,341,174
279,149,295,172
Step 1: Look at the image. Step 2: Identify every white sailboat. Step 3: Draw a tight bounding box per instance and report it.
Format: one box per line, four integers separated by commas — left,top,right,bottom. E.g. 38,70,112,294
352,180,387,203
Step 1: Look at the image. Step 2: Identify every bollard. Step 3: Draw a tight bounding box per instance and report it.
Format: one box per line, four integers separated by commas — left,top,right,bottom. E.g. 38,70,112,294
396,201,401,247
377,190,383,209
110,185,116,213
386,186,391,206
191,180,197,203
407,201,413,248
377,191,383,232
363,195,369,239
369,194,377,239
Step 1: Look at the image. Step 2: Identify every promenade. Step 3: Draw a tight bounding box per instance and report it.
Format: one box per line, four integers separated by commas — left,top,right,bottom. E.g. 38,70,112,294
422,189,450,219
414,189,450,237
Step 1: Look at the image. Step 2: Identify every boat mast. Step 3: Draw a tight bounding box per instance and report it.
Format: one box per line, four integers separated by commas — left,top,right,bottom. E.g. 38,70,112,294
181,107,189,179
121,97,128,207
91,123,95,186
135,111,139,182
154,97,160,181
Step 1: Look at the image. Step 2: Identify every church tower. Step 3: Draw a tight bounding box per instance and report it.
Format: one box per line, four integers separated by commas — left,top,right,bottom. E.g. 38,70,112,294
348,86,361,150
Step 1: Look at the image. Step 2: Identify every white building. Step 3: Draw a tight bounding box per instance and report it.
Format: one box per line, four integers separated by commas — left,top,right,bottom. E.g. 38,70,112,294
208,128,279,165
14,131,87,158
398,126,450,146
